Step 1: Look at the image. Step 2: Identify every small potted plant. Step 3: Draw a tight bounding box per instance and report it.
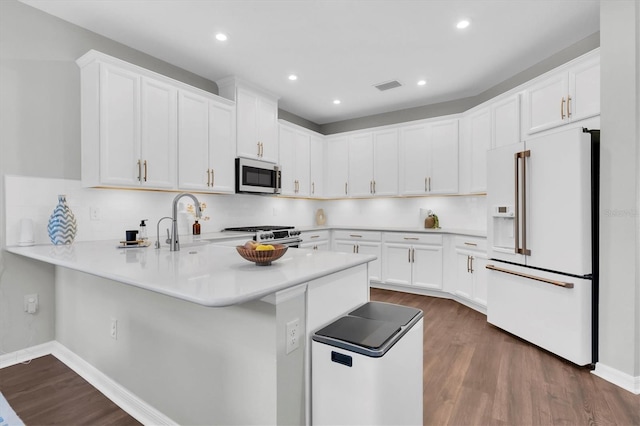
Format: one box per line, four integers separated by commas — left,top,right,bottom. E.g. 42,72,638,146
424,210,440,229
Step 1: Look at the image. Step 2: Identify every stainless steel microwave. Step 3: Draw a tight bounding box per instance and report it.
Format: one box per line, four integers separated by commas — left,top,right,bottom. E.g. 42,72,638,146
235,157,282,195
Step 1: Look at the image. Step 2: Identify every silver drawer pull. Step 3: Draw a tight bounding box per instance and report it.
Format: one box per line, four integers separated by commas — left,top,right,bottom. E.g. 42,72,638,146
464,242,478,246
404,237,419,240
310,235,320,239
349,234,363,238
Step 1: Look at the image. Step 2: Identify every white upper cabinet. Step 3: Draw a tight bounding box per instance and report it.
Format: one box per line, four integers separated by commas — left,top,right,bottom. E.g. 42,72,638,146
78,51,181,189
325,135,349,197
217,78,279,163
279,123,311,197
348,132,374,197
372,129,399,196
492,93,521,148
141,78,178,189
178,91,236,193
399,118,458,195
460,107,491,194
523,50,599,135
309,134,324,197
347,128,399,197
77,50,235,192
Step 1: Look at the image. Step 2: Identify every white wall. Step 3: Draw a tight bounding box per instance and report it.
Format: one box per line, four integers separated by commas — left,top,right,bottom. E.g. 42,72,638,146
597,0,640,387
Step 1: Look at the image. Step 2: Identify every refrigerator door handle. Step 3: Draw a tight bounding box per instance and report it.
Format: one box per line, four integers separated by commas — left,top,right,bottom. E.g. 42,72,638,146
486,264,574,288
515,150,532,255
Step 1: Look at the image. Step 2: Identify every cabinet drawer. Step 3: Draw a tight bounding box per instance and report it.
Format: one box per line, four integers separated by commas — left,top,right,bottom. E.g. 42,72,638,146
333,230,381,241
453,236,487,252
300,230,330,242
383,232,442,245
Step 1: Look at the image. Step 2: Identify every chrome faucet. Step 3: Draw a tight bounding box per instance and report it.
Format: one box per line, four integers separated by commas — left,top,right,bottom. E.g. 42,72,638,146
169,193,202,252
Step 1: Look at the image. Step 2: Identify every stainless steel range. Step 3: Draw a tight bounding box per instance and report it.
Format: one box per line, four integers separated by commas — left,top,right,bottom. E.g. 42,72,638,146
224,226,302,247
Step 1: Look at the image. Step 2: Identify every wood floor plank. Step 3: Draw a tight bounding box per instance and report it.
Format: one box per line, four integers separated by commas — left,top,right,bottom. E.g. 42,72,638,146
371,288,640,426
1,289,638,426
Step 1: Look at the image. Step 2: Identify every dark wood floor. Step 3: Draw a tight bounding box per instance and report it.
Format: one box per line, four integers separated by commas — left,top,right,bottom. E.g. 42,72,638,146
371,288,640,426
1,290,638,425
0,354,141,426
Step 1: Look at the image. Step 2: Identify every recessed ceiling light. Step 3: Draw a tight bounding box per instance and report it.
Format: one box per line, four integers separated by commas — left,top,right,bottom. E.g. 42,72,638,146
456,20,470,29
333,99,341,105
215,33,228,41
288,74,298,81
417,80,427,86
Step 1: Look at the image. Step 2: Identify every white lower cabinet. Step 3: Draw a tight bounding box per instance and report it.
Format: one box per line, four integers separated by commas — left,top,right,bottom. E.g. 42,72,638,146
382,233,443,290
332,230,381,282
299,230,330,251
452,236,488,308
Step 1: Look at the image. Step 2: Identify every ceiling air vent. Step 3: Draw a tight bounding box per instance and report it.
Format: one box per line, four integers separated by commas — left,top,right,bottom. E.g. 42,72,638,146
374,80,402,91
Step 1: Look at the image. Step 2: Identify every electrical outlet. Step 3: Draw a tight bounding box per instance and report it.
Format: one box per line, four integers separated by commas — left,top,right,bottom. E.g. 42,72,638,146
24,294,38,314
90,206,100,221
110,318,118,340
286,318,300,354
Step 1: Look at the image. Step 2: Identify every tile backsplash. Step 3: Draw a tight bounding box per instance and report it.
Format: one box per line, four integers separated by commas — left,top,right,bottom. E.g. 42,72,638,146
4,175,486,246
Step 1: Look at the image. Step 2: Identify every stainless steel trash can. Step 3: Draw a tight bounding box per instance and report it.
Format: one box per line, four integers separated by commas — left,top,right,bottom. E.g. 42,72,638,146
311,301,423,425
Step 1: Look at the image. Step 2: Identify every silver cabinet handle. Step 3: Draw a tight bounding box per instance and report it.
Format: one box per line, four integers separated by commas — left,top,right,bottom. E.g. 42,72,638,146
428,177,431,192
567,95,572,118
486,264,574,288
211,169,214,187
404,237,419,240
345,182,348,195
469,256,474,273
310,235,320,239
257,142,261,156
370,181,373,194
207,169,211,186
143,160,148,182
467,255,471,273
560,97,566,119
411,247,415,263
137,159,142,182
464,242,477,246
312,182,315,194
424,177,427,192
349,234,363,238
408,248,411,263
373,180,376,194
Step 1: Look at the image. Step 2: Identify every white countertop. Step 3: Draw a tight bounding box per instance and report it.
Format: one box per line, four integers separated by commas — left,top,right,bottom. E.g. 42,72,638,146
297,225,486,237
5,241,375,307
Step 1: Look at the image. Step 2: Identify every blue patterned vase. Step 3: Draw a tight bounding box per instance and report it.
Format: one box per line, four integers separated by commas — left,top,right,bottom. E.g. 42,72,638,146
47,195,77,245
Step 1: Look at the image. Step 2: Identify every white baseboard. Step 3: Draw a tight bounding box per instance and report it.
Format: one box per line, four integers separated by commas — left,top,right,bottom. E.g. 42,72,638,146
0,341,177,425
593,362,640,394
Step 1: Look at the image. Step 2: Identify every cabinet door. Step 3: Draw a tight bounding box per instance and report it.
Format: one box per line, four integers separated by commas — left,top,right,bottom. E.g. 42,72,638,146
178,91,210,191
257,96,279,163
236,87,259,159
383,243,412,286
373,129,399,196
99,64,140,186
333,240,356,253
471,255,488,307
454,250,474,300
399,124,429,195
279,125,298,195
524,72,568,135
429,119,459,194
140,77,177,189
461,109,490,194
357,241,381,282
325,136,349,197
295,133,310,196
309,135,324,197
492,94,520,148
569,56,600,122
209,101,235,193
348,132,374,197
412,245,443,289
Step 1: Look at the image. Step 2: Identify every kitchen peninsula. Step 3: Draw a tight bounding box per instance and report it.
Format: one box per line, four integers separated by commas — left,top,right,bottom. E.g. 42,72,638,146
6,241,375,425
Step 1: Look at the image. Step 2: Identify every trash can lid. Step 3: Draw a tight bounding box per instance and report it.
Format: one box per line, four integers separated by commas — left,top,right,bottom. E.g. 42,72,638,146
349,301,422,326
314,316,401,350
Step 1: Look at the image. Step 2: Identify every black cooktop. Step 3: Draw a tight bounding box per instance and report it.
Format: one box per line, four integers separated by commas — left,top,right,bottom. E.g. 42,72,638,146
224,226,294,232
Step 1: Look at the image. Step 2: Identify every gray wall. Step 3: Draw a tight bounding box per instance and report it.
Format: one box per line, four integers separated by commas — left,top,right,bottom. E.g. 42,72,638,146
0,0,219,352
599,0,640,379
320,32,600,135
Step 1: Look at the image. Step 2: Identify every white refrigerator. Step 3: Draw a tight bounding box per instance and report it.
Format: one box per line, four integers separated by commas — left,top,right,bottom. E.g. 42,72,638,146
486,126,599,366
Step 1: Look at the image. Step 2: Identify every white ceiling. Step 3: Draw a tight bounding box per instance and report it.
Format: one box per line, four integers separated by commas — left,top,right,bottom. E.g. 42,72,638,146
21,0,600,125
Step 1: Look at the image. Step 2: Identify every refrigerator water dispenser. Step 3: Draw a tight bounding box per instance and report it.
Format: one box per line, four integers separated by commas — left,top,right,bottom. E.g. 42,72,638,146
492,205,515,251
